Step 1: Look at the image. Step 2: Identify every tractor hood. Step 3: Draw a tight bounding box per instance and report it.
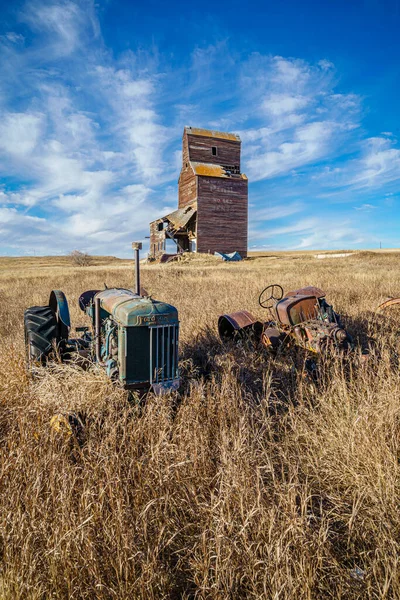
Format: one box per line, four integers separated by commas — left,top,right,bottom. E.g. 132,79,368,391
96,289,178,327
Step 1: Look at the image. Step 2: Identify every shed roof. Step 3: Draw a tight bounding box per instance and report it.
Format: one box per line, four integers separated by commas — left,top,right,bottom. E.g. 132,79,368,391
166,203,197,230
185,126,240,142
150,202,197,228
191,162,247,180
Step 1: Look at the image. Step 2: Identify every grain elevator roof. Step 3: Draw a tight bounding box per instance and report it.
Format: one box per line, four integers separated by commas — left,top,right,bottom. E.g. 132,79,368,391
185,127,240,142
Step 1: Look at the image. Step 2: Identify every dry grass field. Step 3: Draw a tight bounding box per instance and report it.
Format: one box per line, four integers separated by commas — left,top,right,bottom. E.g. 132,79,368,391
1,251,400,599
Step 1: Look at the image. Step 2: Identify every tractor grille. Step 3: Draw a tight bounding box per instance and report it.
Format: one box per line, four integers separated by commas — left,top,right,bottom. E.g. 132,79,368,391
149,324,179,384
124,324,179,385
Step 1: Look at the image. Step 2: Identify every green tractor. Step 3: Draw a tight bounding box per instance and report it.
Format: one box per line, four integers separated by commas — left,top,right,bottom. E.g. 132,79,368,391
24,243,180,396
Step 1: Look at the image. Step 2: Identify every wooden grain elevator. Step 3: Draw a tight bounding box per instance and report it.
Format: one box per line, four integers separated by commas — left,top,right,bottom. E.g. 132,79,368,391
149,127,248,258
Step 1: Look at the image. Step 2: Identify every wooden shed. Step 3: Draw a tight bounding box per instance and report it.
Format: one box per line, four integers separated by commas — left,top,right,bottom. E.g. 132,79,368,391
149,126,248,259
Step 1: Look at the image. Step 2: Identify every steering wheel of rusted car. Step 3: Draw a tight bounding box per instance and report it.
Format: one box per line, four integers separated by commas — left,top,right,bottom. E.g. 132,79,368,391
259,284,284,309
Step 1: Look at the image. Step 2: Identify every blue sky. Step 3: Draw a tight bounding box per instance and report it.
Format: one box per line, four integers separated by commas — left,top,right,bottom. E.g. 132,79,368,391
0,0,399,256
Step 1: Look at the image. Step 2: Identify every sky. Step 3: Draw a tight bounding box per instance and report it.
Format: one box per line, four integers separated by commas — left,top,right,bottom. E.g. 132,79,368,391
0,0,399,256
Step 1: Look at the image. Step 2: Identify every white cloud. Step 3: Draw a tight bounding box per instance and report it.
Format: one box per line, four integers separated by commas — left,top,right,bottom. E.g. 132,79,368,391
93,66,170,183
265,217,319,236
318,59,334,70
295,225,365,250
272,56,310,86
354,203,376,211
0,207,45,225
349,137,400,188
0,207,53,255
0,3,395,255
250,201,304,222
314,136,400,192
262,94,309,116
236,57,361,182
21,0,99,57
2,32,25,44
59,183,156,244
245,121,337,180
0,0,173,254
249,214,365,250
0,112,44,156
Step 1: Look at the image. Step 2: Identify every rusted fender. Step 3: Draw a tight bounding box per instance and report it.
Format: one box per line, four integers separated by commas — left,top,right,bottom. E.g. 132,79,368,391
376,297,400,312
49,290,70,328
284,286,326,299
218,310,263,340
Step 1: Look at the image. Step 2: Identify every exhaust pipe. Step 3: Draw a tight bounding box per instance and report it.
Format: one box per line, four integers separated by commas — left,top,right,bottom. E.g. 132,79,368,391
95,295,105,365
132,241,142,296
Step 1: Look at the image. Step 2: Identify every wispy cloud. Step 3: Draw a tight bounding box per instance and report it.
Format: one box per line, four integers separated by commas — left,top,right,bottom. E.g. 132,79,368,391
21,0,99,57
348,137,400,188
237,56,361,181
0,0,170,254
0,1,399,255
249,201,304,223
310,136,400,194
250,216,366,251
354,203,376,211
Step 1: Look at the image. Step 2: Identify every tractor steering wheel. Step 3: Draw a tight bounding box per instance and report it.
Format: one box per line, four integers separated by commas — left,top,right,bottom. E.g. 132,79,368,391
259,284,284,309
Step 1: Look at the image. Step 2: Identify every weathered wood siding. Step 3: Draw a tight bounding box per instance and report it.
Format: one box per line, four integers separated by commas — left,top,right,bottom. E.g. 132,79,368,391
196,177,248,257
161,128,248,258
182,132,190,166
149,220,166,258
178,166,197,209
186,134,241,167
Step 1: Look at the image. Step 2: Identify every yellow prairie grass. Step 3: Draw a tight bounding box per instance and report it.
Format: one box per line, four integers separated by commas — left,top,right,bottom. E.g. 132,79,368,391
0,251,400,599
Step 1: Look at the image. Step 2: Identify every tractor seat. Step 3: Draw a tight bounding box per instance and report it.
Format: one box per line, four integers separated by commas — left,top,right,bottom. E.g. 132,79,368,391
276,295,319,326
79,290,100,312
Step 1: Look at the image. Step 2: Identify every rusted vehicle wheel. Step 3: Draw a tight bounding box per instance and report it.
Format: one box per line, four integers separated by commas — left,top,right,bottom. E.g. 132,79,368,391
24,305,58,368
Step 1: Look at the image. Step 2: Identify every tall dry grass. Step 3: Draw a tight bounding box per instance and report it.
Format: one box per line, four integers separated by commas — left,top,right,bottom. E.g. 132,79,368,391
1,251,400,599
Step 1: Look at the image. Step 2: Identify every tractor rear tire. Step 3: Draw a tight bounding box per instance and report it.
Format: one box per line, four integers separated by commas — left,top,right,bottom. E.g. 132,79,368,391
24,306,58,367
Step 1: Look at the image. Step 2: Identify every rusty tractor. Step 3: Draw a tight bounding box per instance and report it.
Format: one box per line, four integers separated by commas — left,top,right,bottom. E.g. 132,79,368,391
24,243,180,397
218,284,353,360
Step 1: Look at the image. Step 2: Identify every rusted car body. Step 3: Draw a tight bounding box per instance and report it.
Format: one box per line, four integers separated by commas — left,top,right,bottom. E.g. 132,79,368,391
218,284,353,356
